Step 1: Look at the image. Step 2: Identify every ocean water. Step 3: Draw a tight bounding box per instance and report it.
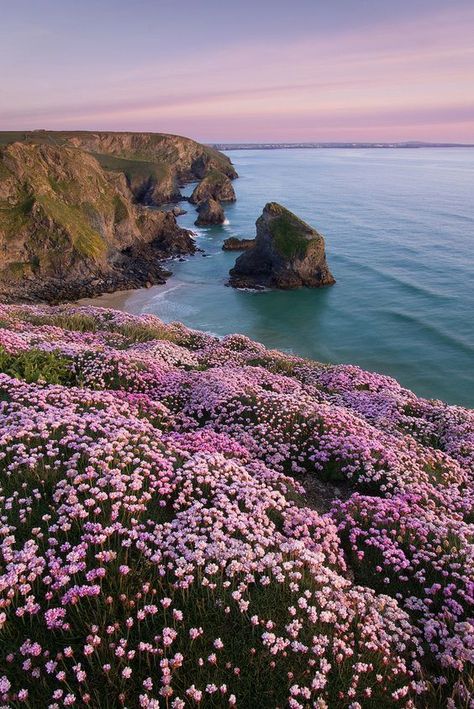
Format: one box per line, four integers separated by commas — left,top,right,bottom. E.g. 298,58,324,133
89,149,474,407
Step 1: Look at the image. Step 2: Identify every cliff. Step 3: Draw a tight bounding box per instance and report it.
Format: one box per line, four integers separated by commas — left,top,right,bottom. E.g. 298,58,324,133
0,142,194,302
229,202,335,289
0,130,237,205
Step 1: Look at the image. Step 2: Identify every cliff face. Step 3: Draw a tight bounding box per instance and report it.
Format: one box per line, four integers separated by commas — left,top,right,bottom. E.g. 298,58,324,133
0,142,194,302
0,131,237,205
229,202,335,289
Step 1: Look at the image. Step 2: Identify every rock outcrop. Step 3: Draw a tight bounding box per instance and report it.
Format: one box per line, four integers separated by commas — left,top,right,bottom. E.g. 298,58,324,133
229,202,335,289
222,237,256,251
0,131,237,206
189,170,236,205
0,142,195,303
194,198,225,226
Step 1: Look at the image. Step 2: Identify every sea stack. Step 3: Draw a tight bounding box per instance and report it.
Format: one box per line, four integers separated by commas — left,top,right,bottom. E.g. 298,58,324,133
229,202,335,289
194,198,225,226
190,170,236,204
222,237,256,251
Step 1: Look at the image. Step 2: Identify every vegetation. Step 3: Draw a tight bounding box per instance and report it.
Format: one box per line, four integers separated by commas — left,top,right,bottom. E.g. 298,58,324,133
0,304,472,706
268,207,317,260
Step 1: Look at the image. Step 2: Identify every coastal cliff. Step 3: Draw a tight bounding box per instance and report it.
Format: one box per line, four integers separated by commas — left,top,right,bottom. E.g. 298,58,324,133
0,130,237,205
0,142,195,303
229,202,335,289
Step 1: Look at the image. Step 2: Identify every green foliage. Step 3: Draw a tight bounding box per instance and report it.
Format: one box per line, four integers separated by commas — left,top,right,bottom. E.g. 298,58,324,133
0,160,11,181
37,195,106,260
23,312,99,333
113,195,129,223
270,212,312,259
0,346,73,385
0,191,35,237
115,321,181,344
93,152,167,185
2,261,30,280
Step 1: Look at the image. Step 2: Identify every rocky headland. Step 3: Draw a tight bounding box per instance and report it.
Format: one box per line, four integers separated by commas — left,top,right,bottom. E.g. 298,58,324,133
0,132,238,302
0,130,237,205
229,202,335,289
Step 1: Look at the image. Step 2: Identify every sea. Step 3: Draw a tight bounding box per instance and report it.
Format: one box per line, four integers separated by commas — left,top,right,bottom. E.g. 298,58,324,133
86,148,474,408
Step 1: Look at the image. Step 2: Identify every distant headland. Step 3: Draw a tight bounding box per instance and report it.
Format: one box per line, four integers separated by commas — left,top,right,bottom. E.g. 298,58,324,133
213,141,474,150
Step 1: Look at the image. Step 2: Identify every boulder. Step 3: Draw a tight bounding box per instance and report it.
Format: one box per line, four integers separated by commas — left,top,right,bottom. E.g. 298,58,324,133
194,198,225,226
222,237,256,251
229,202,335,289
190,170,236,204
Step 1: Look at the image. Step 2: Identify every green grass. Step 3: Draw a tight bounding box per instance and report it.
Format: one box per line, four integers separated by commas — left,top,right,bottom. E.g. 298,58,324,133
270,211,313,259
93,152,167,185
37,195,106,260
113,194,129,223
0,346,74,385
0,190,35,237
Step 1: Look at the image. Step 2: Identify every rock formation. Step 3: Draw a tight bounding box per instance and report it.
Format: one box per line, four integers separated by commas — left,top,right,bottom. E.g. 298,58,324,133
194,198,225,226
0,142,195,303
229,202,335,289
189,170,236,205
0,130,237,206
222,237,256,251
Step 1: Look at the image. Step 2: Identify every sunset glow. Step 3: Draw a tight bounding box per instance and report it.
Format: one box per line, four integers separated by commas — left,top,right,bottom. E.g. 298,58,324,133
1,0,473,142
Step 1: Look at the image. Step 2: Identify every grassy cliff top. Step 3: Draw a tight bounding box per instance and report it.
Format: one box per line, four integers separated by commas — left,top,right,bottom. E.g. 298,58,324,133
0,130,237,180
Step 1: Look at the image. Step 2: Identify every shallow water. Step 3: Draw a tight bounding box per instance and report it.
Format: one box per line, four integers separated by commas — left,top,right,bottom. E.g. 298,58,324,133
86,148,474,407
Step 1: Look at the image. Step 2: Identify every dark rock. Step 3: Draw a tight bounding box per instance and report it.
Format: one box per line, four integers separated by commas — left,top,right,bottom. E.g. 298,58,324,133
189,170,236,204
229,202,335,290
195,198,225,226
222,237,256,251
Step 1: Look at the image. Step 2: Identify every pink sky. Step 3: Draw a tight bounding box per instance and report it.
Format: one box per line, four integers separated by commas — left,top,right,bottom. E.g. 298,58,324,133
1,2,473,142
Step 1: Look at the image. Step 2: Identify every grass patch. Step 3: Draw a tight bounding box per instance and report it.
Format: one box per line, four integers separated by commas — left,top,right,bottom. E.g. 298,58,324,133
270,211,314,259
0,346,74,385
37,194,106,260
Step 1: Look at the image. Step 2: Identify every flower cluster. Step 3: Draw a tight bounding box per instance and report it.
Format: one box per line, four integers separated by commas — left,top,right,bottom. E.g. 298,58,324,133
0,303,472,707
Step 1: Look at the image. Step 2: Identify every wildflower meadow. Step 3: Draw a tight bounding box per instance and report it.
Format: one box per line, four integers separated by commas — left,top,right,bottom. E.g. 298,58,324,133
0,304,472,708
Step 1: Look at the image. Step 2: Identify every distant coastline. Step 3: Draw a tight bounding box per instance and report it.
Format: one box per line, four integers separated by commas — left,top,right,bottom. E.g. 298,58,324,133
213,141,474,151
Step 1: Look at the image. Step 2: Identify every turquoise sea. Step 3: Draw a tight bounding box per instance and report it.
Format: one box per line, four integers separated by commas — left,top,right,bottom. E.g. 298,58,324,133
90,148,474,407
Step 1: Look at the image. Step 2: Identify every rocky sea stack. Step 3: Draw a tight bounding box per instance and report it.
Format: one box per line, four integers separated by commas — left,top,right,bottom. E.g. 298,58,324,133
222,236,256,251
229,202,335,289
189,169,236,204
194,197,225,226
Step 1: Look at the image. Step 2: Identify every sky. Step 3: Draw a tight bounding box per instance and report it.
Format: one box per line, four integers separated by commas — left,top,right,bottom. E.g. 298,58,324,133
1,0,473,143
